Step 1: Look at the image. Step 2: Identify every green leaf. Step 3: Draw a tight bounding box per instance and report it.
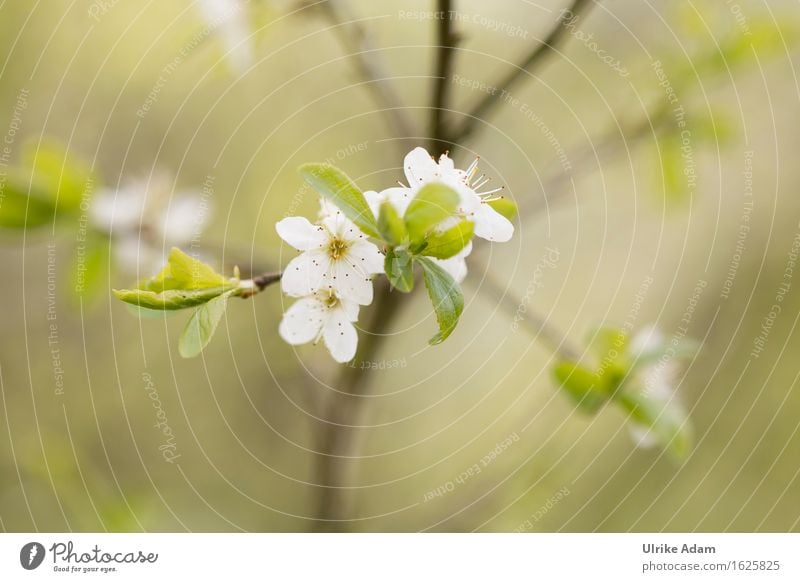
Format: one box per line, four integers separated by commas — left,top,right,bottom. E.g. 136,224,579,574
403,183,459,244
385,247,414,293
178,291,233,358
114,248,237,310
417,257,463,344
420,220,474,260
552,361,609,414
113,286,233,311
299,163,379,238
0,177,57,229
377,200,407,246
486,197,518,221
141,247,230,292
618,390,693,460
588,328,629,364
23,140,93,213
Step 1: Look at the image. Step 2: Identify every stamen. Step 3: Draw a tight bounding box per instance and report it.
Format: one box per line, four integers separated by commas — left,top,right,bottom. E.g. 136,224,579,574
481,186,504,197
473,176,491,190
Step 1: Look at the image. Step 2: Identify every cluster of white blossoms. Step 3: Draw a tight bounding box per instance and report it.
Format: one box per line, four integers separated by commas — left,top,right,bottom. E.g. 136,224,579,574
276,147,514,363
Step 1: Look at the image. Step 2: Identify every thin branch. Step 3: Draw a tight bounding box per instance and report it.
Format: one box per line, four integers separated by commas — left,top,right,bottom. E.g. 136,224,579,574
518,103,671,221
451,0,595,144
430,0,460,153
252,271,282,291
320,0,417,141
468,267,581,361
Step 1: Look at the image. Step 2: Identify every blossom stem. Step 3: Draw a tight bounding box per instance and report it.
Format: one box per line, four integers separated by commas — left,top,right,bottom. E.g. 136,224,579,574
450,0,595,144
251,271,283,291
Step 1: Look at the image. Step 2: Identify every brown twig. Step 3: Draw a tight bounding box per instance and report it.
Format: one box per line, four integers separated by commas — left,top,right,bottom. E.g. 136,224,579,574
450,0,595,144
251,271,283,291
319,0,417,143
467,260,580,361
430,0,460,153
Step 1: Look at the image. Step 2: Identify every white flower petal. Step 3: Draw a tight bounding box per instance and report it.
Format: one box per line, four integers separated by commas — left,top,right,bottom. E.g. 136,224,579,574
318,198,341,219
161,193,207,244
404,147,439,185
339,297,360,322
91,187,146,233
433,241,472,283
437,153,456,173
365,187,415,218
278,296,326,345
276,216,328,251
631,325,664,354
322,306,358,363
348,241,385,275
472,203,514,242
330,258,374,305
364,190,382,218
384,186,415,215
280,250,330,297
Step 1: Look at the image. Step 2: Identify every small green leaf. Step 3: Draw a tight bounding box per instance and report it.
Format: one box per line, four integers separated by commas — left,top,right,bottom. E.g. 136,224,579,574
385,247,414,293
141,247,230,292
377,201,407,246
617,390,693,460
113,286,233,310
403,183,459,244
420,220,474,260
178,291,233,358
486,197,518,221
552,361,609,414
114,248,237,311
417,257,463,344
299,163,379,238
588,328,629,365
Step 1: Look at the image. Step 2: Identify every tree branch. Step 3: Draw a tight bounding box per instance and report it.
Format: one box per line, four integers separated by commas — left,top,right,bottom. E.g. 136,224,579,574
451,0,595,144
467,264,581,361
518,102,672,221
310,278,405,531
320,0,417,142
430,0,460,153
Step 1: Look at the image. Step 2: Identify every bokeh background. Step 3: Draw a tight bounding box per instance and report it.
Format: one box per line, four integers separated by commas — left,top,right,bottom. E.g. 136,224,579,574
0,0,799,532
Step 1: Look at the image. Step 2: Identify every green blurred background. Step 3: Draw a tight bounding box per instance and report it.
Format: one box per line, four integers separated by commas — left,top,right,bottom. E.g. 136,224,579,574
0,0,799,532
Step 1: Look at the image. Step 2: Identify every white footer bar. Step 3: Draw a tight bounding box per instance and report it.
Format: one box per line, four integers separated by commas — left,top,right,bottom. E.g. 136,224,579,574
1,533,797,581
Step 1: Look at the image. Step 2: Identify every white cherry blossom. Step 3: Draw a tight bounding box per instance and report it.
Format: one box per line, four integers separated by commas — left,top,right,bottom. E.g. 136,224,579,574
402,147,514,243
278,291,360,363
627,326,686,449
276,209,384,305
364,187,470,283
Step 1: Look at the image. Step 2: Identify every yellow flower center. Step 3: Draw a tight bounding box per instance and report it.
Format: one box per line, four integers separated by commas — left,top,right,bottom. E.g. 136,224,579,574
328,237,349,261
